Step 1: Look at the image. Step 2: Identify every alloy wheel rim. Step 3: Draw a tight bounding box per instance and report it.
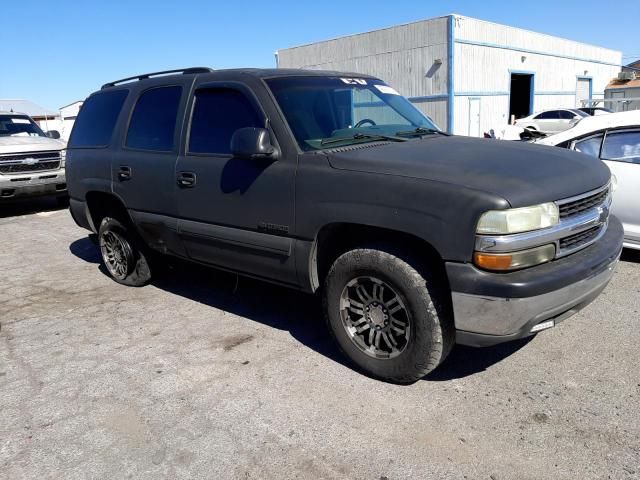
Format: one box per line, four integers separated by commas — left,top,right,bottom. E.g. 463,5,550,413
339,276,411,359
100,230,132,280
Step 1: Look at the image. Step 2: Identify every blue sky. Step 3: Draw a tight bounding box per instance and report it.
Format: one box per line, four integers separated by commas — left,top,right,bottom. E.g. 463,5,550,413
2,0,638,110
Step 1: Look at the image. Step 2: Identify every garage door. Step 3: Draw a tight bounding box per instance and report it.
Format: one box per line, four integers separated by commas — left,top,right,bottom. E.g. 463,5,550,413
576,78,591,107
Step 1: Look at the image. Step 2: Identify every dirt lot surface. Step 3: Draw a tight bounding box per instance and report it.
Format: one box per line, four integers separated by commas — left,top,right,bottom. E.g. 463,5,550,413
1,199,639,479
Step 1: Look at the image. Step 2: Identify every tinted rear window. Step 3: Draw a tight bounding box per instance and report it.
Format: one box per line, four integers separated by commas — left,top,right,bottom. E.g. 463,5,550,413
69,90,128,147
126,86,183,151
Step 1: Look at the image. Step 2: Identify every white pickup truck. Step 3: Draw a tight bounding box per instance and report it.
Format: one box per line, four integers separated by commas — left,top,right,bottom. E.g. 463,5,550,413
0,111,67,203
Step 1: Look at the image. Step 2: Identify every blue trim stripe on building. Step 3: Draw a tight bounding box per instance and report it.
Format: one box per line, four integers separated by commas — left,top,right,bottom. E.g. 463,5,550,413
455,38,621,67
447,15,455,134
408,94,449,102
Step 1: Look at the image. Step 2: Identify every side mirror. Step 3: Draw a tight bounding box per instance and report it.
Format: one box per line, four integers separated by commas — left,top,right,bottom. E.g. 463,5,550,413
230,127,278,161
46,130,61,139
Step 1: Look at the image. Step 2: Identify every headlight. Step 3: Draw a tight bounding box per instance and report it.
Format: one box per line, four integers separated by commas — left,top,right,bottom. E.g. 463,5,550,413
60,149,66,168
476,202,559,234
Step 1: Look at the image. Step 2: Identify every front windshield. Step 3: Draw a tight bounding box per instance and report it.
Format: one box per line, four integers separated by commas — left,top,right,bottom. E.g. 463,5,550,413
0,115,47,137
266,76,440,150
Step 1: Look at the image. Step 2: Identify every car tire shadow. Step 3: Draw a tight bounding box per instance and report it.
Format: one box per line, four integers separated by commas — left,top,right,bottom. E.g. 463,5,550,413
69,235,534,383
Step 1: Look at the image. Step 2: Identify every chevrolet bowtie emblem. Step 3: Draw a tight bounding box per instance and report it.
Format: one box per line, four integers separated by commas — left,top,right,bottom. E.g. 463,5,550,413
22,157,38,165
598,205,609,224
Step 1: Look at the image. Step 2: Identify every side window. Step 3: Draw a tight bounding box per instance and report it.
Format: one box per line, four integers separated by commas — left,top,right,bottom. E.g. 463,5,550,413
535,111,558,120
558,110,576,119
601,131,640,164
69,89,128,147
188,88,263,154
574,134,604,158
126,86,182,151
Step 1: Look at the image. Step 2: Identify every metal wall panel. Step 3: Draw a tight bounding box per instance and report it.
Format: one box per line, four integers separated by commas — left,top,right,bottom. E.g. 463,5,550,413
412,99,448,131
277,17,450,127
454,16,622,66
278,17,449,69
454,43,619,95
277,15,623,137
604,87,640,112
453,16,621,136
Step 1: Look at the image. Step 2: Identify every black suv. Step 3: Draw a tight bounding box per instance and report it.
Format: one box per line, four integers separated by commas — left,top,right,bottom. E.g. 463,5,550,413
67,68,623,383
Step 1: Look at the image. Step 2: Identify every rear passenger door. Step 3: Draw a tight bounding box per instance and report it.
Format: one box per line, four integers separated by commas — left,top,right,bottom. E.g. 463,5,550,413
174,81,298,285
112,78,194,253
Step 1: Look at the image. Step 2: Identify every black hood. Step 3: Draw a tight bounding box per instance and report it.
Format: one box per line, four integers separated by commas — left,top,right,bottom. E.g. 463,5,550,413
326,136,610,207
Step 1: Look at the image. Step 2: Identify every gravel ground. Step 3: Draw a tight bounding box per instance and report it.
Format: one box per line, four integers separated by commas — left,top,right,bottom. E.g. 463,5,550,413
1,198,639,480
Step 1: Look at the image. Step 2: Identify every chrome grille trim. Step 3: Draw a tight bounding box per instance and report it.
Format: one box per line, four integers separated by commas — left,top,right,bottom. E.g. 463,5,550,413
0,151,62,162
556,183,611,219
0,151,62,175
555,182,611,207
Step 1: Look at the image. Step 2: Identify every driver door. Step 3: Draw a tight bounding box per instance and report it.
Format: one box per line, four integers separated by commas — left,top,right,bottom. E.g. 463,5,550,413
174,81,298,285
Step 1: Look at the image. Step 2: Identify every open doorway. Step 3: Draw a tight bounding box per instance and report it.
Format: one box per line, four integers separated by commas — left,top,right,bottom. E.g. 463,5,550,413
509,73,533,121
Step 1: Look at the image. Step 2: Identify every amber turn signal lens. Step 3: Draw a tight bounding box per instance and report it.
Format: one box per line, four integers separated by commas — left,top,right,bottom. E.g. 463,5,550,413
473,244,556,272
474,252,514,271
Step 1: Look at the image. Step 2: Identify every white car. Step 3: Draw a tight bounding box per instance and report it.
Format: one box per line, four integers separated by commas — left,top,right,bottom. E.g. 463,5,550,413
0,111,67,203
537,110,640,250
514,108,589,135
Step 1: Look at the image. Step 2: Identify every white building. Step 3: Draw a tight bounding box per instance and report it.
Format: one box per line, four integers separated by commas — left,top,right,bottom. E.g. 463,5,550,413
59,101,83,140
276,15,622,136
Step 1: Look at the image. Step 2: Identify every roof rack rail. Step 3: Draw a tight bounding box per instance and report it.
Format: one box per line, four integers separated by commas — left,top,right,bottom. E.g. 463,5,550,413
101,67,214,89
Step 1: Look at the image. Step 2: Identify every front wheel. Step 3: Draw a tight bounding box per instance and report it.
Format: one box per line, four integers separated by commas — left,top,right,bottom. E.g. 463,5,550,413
98,216,152,287
323,248,454,384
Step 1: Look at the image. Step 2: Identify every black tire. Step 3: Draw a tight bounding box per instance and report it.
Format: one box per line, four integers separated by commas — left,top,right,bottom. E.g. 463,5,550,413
98,216,152,287
323,248,454,384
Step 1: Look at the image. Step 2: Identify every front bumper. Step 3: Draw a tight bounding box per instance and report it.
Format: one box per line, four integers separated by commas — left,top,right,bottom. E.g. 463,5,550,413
448,215,624,346
0,169,67,201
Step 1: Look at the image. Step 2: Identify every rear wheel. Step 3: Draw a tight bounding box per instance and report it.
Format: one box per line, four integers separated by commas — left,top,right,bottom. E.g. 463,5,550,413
98,217,152,287
323,247,454,384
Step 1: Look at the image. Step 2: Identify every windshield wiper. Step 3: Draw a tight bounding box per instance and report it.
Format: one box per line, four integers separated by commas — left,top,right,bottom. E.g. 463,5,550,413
320,133,407,146
395,127,449,137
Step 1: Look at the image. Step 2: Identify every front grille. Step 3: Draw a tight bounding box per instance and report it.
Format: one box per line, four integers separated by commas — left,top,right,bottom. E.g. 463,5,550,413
0,151,61,162
559,226,601,250
0,160,60,174
0,151,62,175
559,188,609,219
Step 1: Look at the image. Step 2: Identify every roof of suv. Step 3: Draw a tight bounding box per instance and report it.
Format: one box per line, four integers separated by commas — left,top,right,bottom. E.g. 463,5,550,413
209,68,376,78
100,67,376,90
